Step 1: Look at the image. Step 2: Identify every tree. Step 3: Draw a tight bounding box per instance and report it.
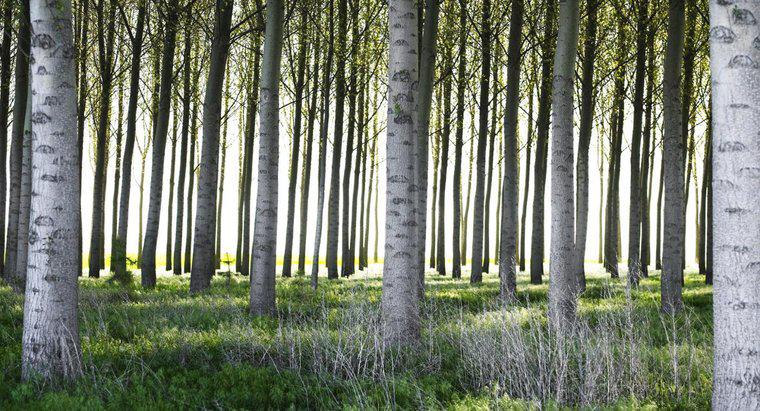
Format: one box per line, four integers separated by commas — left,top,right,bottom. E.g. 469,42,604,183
0,0,13,279
548,0,580,328
5,0,30,286
282,3,309,278
114,0,147,279
190,0,234,292
22,0,82,380
529,0,556,284
142,1,179,287
710,0,760,406
574,0,598,290
326,0,348,280
383,0,420,345
451,0,467,279
250,0,285,316
661,0,685,314
499,0,523,300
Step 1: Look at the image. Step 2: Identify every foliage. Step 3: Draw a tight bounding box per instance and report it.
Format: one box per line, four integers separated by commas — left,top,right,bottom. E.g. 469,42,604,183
0,268,712,409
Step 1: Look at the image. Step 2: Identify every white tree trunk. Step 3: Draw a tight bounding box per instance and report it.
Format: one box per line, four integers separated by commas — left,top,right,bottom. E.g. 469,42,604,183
250,0,284,316
709,1,760,407
22,0,82,380
383,0,420,346
548,0,580,328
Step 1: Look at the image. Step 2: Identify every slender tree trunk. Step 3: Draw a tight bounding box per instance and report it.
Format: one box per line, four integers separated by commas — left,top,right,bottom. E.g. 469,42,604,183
15,83,31,290
530,0,557,284
655,153,664,270
114,1,146,279
548,0,580,328
173,10,193,275
463,114,475,265
574,0,598,290
357,80,369,271
214,75,231,269
310,0,334,288
299,40,321,274
75,0,89,272
241,33,261,277
184,81,199,274
519,62,535,273
5,1,29,285
436,54,453,276
661,0,685,313
349,68,365,275
326,0,348,280
627,0,648,284
383,0,420,346
166,105,178,271
452,0,467,279
482,49,499,275
470,0,491,284
141,3,178,287
22,0,82,381
250,0,284,316
341,10,358,278
109,80,124,273
499,0,523,300
0,0,13,279
282,8,309,278
709,0,760,405
89,0,116,278
429,93,440,271
190,0,235,292
640,21,655,278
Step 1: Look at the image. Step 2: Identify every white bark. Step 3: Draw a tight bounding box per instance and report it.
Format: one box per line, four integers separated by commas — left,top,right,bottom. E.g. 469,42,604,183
548,0,580,328
709,1,760,407
250,0,284,316
383,0,420,346
22,0,82,380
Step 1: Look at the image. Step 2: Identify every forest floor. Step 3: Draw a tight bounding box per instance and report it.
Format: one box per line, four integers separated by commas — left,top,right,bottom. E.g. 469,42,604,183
0,264,712,409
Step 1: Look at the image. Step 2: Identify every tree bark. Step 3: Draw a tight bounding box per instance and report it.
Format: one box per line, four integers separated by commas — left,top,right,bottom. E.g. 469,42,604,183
114,0,146,279
548,0,580,328
574,0,598,290
661,0,685,314
299,35,321,274
640,20,655,278
451,0,467,279
250,0,284,316
241,34,261,277
190,0,234,292
436,52,453,276
141,3,178,287
499,0,523,300
283,6,309,278
0,0,13,279
22,0,82,381
470,0,491,284
709,0,760,405
530,0,557,284
326,0,348,280
173,9,193,275
383,0,420,346
5,1,30,285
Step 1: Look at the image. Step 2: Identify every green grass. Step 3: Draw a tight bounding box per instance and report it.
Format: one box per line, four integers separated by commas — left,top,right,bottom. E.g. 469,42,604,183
0,266,712,409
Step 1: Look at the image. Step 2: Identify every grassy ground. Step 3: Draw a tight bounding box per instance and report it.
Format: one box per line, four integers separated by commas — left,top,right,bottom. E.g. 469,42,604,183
0,265,712,409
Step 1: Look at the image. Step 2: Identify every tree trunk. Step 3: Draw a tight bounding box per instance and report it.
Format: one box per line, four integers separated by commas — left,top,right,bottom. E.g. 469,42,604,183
299,36,321,274
173,9,193,275
89,0,116,278
383,0,420,346
519,59,536,273
709,0,760,405
627,0,648,284
0,0,13,279
75,0,89,272
241,33,261,277
661,0,685,314
326,0,348,280
109,80,124,273
4,1,29,285
436,53,453,276
548,0,580,328
530,0,557,284
16,82,31,290
214,75,231,269
114,1,146,279
184,79,199,274
574,0,598,290
349,68,365,274
640,20,655,278
141,3,178,287
482,48,499,275
282,7,309,278
166,105,178,271
470,0,491,284
499,0,523,300
452,0,467,279
189,0,234,292
22,0,82,381
250,0,284,316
